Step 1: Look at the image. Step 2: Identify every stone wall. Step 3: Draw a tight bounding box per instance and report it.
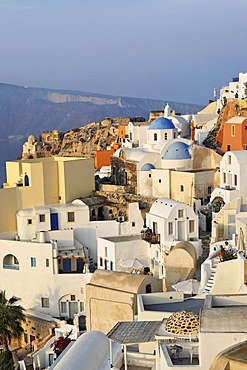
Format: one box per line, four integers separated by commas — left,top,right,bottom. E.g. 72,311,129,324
111,156,137,193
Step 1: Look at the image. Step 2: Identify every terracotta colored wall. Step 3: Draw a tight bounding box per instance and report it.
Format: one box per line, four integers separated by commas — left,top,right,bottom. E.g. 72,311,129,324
118,125,126,142
221,120,247,153
94,148,115,169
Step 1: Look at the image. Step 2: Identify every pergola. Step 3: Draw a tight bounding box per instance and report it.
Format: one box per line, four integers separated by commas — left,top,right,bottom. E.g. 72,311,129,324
107,320,162,369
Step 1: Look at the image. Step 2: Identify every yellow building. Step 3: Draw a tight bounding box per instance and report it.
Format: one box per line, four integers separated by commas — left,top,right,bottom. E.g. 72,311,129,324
0,157,95,233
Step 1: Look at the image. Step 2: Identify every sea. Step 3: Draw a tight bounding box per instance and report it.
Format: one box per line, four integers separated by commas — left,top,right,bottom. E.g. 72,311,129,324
0,139,26,186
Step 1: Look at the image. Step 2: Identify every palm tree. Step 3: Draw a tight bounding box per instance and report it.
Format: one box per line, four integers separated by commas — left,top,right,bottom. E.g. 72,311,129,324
0,290,25,351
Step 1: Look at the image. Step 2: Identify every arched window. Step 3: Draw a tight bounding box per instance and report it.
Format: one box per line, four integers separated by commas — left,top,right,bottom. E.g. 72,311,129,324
164,133,168,140
24,173,29,186
3,254,19,270
154,133,157,141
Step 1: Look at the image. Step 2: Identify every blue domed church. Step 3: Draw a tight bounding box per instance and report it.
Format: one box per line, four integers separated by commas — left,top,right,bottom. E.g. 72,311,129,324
147,117,178,145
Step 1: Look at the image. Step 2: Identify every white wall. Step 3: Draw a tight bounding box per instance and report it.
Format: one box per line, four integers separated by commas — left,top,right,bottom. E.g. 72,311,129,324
0,239,92,317
97,237,148,271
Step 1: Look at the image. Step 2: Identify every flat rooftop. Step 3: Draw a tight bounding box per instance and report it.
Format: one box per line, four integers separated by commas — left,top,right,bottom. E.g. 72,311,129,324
100,235,141,243
144,298,204,315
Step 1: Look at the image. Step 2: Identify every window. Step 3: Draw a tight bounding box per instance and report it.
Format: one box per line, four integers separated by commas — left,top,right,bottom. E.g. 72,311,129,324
180,185,184,192
228,214,235,223
80,302,85,312
41,298,49,308
164,133,168,140
228,155,232,164
154,133,157,141
129,132,132,141
149,174,151,178
3,254,19,270
159,179,161,183
156,250,159,259
27,219,32,225
223,172,226,183
46,259,49,267
168,222,173,235
234,174,237,186
208,186,212,194
178,209,184,218
231,125,235,137
245,126,247,130
189,220,195,233
105,247,108,257
61,302,67,313
67,212,75,223
110,261,113,271
100,257,103,267
71,295,76,301
31,257,36,267
39,214,45,223
146,284,152,293
132,222,135,227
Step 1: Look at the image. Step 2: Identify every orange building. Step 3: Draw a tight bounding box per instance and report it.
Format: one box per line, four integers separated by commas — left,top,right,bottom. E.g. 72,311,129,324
221,116,247,153
94,124,128,170
94,148,115,170
118,124,127,143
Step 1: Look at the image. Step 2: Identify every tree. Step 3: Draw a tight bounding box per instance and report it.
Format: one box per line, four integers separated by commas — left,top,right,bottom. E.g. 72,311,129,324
0,291,25,351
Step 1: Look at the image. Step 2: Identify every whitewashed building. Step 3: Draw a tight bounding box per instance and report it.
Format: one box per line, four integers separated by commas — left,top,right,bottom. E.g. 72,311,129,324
217,72,247,110
145,197,202,257
210,151,247,206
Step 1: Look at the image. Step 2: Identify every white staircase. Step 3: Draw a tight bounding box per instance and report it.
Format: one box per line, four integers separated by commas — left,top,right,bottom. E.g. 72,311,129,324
204,257,220,293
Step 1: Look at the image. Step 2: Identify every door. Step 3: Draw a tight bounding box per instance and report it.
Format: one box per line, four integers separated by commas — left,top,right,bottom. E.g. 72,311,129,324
77,258,84,272
49,354,54,366
63,259,71,273
69,302,78,319
153,222,158,235
228,226,236,240
227,173,232,188
177,221,186,240
50,213,59,230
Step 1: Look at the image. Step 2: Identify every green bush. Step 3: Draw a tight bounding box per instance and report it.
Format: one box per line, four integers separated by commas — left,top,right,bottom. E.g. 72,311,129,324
0,350,14,370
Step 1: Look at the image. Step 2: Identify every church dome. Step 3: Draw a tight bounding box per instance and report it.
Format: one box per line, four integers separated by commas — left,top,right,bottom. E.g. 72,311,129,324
148,117,175,130
140,163,155,171
162,142,191,160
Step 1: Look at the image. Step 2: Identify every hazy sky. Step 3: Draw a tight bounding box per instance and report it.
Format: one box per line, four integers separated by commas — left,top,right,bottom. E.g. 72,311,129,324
0,0,247,104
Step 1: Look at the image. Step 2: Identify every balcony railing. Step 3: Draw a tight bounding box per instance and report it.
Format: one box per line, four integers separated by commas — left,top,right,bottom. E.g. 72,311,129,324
141,231,160,244
3,264,19,270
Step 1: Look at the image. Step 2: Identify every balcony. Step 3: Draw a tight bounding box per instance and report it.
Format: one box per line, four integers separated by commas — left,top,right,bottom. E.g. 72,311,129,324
3,264,19,270
141,230,160,244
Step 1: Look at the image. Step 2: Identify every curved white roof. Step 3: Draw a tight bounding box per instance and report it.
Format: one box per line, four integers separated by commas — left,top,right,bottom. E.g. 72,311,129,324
71,199,88,207
169,116,188,125
200,118,217,132
17,208,34,217
114,148,150,162
52,331,109,370
227,151,247,164
149,198,184,218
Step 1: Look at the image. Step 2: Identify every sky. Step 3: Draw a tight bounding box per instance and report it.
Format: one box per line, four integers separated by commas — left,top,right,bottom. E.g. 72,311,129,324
0,0,247,105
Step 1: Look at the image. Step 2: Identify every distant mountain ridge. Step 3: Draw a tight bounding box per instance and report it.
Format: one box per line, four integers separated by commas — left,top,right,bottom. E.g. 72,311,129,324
0,83,204,138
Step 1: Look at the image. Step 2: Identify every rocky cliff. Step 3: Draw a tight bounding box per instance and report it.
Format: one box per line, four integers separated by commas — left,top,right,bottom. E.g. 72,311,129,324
203,99,247,150
0,83,203,138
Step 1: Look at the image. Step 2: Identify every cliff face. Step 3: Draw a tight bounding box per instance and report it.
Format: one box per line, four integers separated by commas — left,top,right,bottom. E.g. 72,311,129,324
0,83,203,138
22,119,120,159
216,99,247,145
59,120,119,157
